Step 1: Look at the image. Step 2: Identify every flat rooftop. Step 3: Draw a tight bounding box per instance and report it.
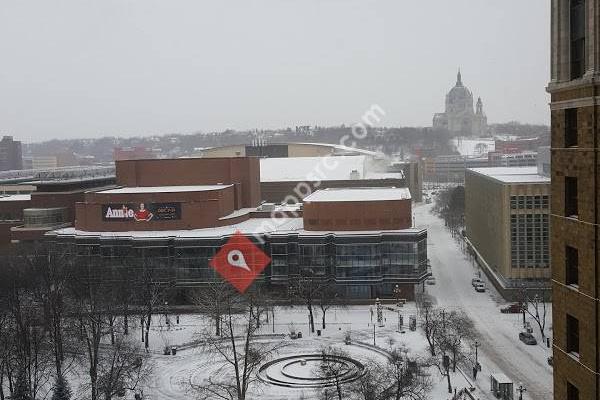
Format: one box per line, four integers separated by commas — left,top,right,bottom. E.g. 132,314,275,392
96,185,232,194
260,155,402,182
304,187,411,202
468,167,550,184
0,194,31,202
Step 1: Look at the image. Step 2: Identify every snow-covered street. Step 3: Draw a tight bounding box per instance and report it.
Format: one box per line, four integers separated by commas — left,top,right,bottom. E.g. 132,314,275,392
416,202,553,399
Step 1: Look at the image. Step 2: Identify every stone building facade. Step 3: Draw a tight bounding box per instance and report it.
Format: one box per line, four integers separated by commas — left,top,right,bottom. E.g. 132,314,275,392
465,167,550,299
433,71,488,136
548,1,600,399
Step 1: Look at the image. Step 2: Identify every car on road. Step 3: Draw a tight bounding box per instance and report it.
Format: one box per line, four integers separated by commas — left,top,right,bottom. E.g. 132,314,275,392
501,303,524,313
426,276,436,285
471,277,483,287
474,282,486,292
519,332,537,345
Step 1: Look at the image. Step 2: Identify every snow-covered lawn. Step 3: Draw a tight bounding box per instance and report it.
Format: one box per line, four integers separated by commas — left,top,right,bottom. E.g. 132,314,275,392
64,202,552,400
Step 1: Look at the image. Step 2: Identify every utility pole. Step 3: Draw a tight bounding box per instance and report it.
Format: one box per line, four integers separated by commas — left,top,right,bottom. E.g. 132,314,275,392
474,340,480,366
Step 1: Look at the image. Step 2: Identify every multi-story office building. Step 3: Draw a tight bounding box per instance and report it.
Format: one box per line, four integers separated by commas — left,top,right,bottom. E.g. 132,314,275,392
0,136,22,171
423,152,538,184
548,1,600,399
465,167,551,299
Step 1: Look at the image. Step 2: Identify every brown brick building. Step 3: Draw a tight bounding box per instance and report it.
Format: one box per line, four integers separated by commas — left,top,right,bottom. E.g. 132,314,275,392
49,158,428,299
548,1,600,399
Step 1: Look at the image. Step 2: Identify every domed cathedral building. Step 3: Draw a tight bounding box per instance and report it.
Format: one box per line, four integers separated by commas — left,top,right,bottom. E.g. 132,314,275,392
433,70,488,136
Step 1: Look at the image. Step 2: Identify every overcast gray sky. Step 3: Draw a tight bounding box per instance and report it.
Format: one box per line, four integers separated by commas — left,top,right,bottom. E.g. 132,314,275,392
0,1,550,142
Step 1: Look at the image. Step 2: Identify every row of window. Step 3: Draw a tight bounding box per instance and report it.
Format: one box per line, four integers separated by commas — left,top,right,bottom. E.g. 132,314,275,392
510,214,550,268
557,2,584,399
305,218,409,226
509,195,549,210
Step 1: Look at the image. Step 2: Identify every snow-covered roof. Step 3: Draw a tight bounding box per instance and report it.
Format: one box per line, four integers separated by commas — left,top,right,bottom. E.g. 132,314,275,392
96,185,232,194
0,194,31,202
49,217,425,240
490,373,512,384
468,167,549,184
304,187,411,202
261,155,365,182
260,155,402,182
297,142,382,157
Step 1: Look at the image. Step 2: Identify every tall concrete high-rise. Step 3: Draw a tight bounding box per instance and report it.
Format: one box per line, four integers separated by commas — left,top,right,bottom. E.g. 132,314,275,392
0,136,22,171
548,1,600,399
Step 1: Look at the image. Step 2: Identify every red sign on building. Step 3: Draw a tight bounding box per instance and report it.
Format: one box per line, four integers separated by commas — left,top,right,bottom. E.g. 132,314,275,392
209,231,271,293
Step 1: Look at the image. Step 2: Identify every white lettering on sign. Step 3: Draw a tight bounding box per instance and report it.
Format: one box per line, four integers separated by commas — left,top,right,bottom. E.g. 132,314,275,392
104,206,135,219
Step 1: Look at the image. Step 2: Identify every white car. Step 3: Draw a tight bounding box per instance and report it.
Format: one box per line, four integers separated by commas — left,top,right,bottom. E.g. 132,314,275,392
474,282,486,292
471,277,483,287
426,276,436,285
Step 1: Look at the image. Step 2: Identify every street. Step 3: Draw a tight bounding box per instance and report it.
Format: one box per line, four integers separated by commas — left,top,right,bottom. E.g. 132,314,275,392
416,202,553,399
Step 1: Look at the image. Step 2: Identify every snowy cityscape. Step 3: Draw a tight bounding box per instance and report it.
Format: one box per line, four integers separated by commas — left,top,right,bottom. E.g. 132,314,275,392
0,1,597,400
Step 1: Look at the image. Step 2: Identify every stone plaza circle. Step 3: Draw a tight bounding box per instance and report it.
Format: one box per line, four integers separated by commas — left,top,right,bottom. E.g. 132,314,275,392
257,353,366,389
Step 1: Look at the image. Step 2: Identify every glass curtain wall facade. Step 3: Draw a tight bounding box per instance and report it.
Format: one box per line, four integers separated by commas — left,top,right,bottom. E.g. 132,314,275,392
55,229,427,300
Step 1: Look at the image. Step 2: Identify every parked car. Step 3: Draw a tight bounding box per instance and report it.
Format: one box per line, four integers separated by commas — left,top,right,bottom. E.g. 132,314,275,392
547,356,553,366
519,332,537,345
426,276,436,285
501,303,524,314
471,277,483,287
474,282,486,292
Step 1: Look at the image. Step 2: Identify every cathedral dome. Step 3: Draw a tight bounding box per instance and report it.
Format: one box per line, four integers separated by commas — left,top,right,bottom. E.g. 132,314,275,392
447,70,473,103
445,70,473,113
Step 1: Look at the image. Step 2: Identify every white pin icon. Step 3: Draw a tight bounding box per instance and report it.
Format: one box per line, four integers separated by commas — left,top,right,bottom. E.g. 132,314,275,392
227,249,251,272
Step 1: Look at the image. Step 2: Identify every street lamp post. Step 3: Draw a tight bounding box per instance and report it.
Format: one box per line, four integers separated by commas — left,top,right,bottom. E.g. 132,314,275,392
164,301,169,327
393,285,402,331
474,340,480,366
517,383,526,400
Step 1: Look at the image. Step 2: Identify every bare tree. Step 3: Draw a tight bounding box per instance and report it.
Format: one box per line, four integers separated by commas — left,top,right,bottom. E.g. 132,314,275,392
96,338,153,400
69,258,112,400
347,349,431,400
385,348,432,400
1,255,54,400
289,271,329,334
23,243,72,378
440,311,476,372
523,288,549,340
192,288,287,400
420,302,440,356
317,281,340,330
136,266,170,351
430,309,476,394
191,281,237,336
347,361,386,400
316,346,349,400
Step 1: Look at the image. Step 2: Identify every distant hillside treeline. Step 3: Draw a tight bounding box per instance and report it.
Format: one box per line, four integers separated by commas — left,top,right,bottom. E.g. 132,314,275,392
23,122,549,163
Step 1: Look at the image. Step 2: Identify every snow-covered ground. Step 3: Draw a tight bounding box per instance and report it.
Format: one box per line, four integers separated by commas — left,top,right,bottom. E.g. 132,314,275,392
62,201,552,400
143,305,475,399
416,201,553,400
452,137,495,156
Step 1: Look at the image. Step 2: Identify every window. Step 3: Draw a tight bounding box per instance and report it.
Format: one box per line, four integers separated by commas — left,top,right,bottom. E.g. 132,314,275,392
570,0,586,79
565,108,578,147
565,177,578,218
566,314,580,356
566,246,579,286
567,382,579,400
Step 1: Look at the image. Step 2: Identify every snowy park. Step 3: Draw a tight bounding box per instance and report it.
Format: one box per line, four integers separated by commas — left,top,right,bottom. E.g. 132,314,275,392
0,201,553,400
